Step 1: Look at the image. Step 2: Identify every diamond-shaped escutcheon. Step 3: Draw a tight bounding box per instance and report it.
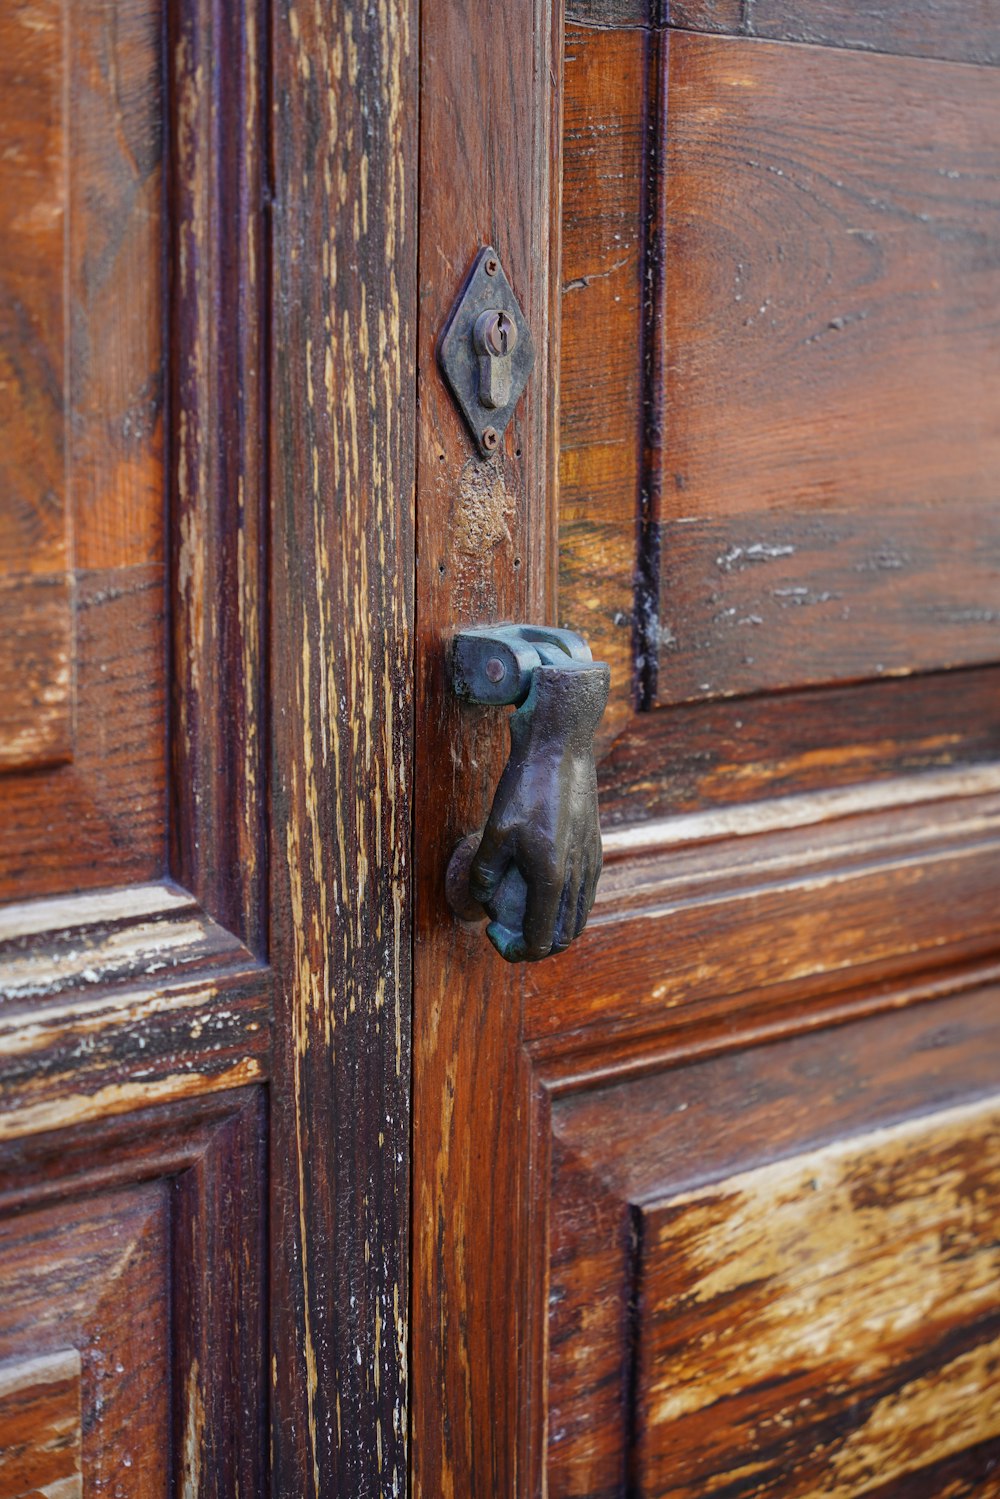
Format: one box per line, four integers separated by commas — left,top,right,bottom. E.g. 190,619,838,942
437,246,535,459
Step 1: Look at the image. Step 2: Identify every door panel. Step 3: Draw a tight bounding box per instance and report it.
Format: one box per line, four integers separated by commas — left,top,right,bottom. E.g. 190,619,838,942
0,1349,82,1499
636,1099,1000,1496
0,4,268,1486
0,0,72,771
0,1093,267,1496
561,8,1000,817
412,0,1000,1495
547,990,1000,1496
0,1186,171,1498
655,35,1000,702
0,0,165,896
1,0,419,1490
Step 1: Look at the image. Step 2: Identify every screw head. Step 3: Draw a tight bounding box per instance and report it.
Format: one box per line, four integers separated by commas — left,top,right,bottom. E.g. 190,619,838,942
484,255,499,276
485,656,506,683
482,426,499,452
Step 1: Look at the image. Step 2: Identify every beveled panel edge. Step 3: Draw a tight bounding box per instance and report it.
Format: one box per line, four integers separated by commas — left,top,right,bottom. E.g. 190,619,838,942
595,782,1000,921
0,1348,82,1499
0,1083,263,1209
0,574,74,773
601,764,1000,861
539,978,1000,1493
0,880,270,1141
525,786,1000,1045
0,0,73,774
0,1090,266,1494
170,0,268,953
0,878,261,1002
0,879,192,944
0,1346,81,1399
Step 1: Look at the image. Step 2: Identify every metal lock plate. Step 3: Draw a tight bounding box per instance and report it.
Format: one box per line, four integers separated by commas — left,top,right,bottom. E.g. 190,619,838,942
438,246,535,458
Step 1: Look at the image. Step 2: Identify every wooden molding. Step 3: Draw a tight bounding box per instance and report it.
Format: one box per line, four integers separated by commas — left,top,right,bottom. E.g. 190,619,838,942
526,789,1000,1045
0,1348,82,1499
0,881,269,1141
602,764,1000,860
0,1089,267,1493
170,0,268,953
268,0,419,1489
544,986,1000,1492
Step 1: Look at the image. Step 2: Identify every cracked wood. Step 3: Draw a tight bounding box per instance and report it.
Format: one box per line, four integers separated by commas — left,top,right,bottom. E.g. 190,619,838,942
269,0,418,1492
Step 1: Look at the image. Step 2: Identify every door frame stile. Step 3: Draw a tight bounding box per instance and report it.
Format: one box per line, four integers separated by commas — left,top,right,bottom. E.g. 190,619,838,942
410,0,562,1493
269,0,420,1492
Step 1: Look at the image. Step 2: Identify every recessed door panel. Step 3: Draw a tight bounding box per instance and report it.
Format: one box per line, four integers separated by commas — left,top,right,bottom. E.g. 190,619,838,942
547,991,1000,1497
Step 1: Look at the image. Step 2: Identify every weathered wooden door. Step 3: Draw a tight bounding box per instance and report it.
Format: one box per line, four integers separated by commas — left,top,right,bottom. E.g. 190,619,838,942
411,1,1000,1495
0,0,414,1493
4,0,1000,1493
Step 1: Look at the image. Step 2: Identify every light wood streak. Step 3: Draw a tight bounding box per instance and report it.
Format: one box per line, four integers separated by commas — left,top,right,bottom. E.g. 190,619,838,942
638,1094,1000,1495
0,1348,82,1499
602,765,1000,861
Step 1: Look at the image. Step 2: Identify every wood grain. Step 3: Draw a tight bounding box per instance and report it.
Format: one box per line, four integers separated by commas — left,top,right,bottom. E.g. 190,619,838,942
0,577,72,774
0,0,72,769
171,0,267,949
0,1349,82,1499
415,9,1000,1495
0,882,269,1141
545,982,1000,1496
0,0,66,579
269,0,417,1491
653,33,1000,702
569,0,1000,66
598,664,1000,824
410,0,561,1492
666,0,1000,66
559,18,1000,820
650,35,1000,701
659,506,1000,702
70,0,164,573
0,1087,257,1212
637,1096,1000,1495
172,1090,267,1498
0,0,167,894
0,1185,170,1498
559,22,648,738
526,789,1000,1044
0,568,165,903
0,1094,266,1493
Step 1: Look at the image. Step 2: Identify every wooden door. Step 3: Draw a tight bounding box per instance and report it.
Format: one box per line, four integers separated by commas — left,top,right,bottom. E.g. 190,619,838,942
0,1,415,1493
4,0,999,1492
412,2,1000,1496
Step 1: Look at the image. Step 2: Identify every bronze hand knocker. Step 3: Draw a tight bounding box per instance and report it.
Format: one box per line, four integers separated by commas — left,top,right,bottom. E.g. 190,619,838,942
446,626,610,962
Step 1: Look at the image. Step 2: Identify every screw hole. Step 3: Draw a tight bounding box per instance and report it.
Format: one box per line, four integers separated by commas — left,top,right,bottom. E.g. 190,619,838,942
438,562,446,577
515,447,522,458
513,557,521,569
438,452,446,462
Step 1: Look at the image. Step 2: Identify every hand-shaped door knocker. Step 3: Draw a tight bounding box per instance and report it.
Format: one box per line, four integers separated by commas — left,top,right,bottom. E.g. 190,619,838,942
445,625,610,963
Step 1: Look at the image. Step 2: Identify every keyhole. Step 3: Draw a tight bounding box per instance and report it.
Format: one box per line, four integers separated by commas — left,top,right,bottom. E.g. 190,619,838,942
480,309,517,359
472,308,519,416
